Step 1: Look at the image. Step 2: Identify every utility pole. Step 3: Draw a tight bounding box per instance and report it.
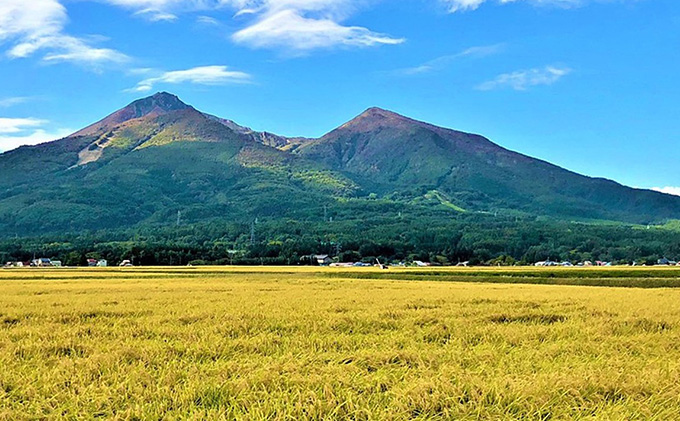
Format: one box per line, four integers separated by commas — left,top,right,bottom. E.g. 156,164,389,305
323,205,328,222
250,220,256,245
176,210,181,227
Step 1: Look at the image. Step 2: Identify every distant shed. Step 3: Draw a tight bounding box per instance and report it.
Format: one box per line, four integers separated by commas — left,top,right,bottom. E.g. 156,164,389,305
315,255,332,266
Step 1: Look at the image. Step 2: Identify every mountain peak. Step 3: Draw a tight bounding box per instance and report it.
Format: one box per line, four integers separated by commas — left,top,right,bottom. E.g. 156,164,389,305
127,91,191,115
73,92,192,137
335,106,422,133
151,91,176,99
359,107,404,119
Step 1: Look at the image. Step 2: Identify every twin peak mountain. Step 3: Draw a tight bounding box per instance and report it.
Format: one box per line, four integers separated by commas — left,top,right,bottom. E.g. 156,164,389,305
0,92,677,234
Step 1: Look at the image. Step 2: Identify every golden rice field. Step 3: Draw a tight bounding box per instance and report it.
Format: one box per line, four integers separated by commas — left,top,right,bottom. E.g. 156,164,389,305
1,266,680,420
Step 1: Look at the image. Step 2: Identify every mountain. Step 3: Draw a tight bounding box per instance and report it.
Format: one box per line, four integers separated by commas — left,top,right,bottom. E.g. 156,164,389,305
0,92,677,236
296,107,680,222
0,93,354,234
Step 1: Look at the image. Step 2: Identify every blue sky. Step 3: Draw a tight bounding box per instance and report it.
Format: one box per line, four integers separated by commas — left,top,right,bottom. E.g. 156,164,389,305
0,0,678,193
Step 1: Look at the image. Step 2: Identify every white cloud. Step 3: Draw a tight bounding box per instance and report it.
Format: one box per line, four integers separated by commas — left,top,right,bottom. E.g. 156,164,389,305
0,120,72,153
652,187,680,197
42,36,129,64
130,65,252,92
477,65,571,90
127,67,155,75
442,0,487,12
441,0,587,13
0,0,129,66
0,118,46,134
98,0,404,52
196,15,221,25
229,1,404,52
232,8,404,52
139,10,179,21
101,0,211,18
394,44,504,76
0,97,31,108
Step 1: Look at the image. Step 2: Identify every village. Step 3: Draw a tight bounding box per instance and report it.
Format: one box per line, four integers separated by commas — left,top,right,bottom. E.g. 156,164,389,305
2,258,134,268
4,255,680,268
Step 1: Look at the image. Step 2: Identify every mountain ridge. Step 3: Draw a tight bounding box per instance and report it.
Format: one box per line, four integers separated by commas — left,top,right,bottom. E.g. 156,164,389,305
0,92,677,236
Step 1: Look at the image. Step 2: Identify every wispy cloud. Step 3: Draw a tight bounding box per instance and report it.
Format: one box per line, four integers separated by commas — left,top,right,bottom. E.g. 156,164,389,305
136,9,179,22
0,118,46,134
41,37,129,64
477,65,571,91
0,128,73,153
101,0,208,21
98,0,405,53
393,44,504,76
441,0,591,13
651,187,680,197
441,0,486,12
231,9,404,53
225,1,406,53
0,117,71,152
129,65,252,92
0,97,31,108
0,0,129,66
196,15,221,26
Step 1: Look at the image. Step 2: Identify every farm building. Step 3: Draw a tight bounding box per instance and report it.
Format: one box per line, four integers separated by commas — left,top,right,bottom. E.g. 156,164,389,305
314,255,332,266
3,262,24,268
33,258,52,267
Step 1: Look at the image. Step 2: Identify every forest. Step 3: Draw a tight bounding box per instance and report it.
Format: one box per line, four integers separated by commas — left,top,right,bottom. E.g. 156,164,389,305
2,211,680,267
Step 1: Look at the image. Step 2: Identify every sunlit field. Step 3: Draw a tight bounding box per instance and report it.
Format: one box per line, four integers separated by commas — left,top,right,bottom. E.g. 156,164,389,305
1,267,680,419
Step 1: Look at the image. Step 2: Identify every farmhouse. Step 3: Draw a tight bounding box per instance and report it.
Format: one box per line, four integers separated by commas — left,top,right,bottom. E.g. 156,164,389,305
314,255,332,266
3,261,24,268
33,258,52,267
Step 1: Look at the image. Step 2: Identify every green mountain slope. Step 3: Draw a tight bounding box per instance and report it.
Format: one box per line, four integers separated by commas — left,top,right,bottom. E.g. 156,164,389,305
296,107,680,222
0,93,354,235
0,92,677,237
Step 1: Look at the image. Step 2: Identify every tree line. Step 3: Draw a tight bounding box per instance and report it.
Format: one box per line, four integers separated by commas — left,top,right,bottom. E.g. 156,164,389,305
2,213,679,266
